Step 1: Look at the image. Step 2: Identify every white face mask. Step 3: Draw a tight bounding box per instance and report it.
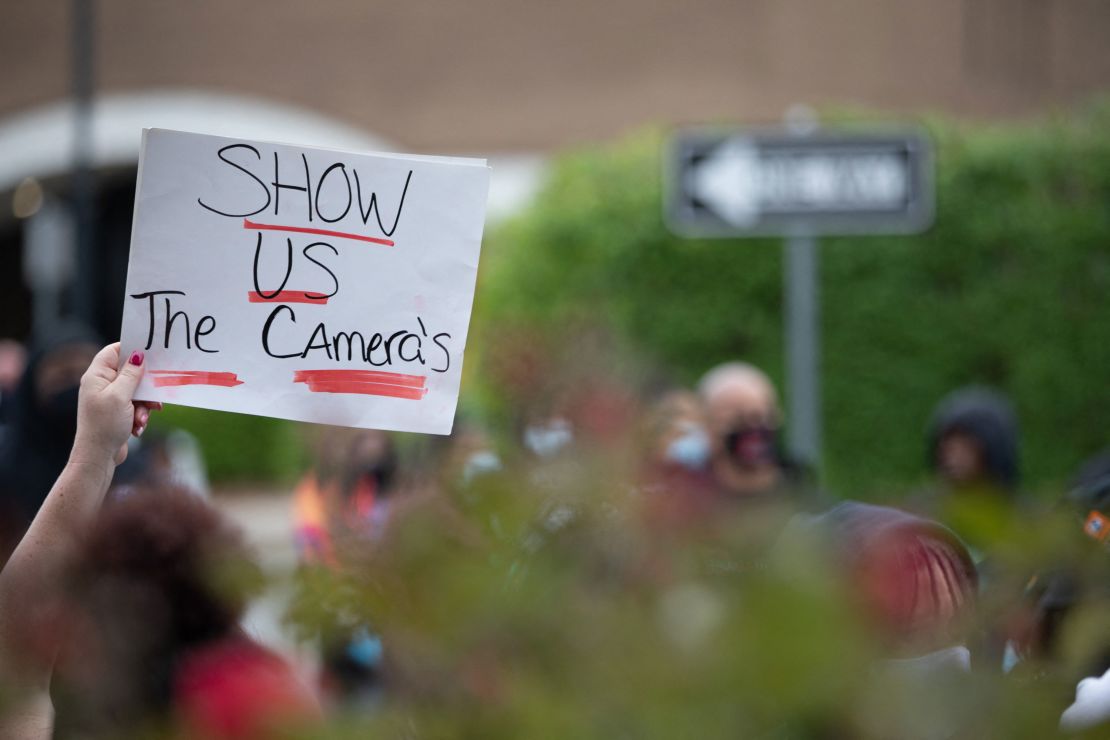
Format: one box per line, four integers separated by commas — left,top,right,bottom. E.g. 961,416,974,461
461,450,502,483
524,418,573,458
665,423,711,471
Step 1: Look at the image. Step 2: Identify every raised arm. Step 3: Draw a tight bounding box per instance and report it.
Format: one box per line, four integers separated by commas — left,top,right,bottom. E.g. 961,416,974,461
0,344,157,730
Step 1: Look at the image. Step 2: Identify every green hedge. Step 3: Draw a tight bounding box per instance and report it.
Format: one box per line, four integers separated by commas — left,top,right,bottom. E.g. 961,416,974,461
474,104,1110,498
157,405,307,485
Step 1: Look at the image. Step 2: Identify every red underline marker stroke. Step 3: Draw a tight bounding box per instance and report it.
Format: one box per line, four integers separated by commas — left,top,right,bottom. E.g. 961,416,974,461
151,370,244,388
293,369,427,400
248,291,330,304
243,218,394,247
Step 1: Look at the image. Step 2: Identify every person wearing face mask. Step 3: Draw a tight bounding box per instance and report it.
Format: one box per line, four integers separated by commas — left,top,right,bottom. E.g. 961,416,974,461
696,361,814,508
638,390,718,528
0,323,101,563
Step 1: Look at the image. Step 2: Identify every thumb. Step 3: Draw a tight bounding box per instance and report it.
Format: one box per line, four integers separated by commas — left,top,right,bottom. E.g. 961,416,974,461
112,349,147,397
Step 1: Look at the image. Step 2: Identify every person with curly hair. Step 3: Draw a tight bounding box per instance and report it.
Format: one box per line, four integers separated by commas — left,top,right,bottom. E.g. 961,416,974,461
0,344,318,738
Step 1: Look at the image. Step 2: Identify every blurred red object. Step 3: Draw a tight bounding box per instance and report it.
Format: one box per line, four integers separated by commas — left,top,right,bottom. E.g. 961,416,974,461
174,637,320,739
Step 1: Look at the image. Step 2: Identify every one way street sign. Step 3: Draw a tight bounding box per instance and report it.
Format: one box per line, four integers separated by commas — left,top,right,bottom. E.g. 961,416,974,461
666,129,933,237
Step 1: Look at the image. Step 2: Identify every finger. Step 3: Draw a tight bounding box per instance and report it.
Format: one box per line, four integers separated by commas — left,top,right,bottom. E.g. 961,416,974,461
85,343,123,384
133,401,157,430
112,349,146,398
97,342,121,366
132,400,151,430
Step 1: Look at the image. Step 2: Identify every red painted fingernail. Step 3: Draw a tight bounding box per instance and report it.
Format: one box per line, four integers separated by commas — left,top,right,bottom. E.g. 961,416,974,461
129,351,144,366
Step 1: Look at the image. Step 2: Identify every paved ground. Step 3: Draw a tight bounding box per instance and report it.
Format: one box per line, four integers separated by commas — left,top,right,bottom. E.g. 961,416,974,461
211,488,313,667
214,486,298,572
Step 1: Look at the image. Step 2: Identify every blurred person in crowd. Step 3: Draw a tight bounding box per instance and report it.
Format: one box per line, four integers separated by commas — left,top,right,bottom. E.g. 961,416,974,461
913,386,1024,650
919,386,1021,514
112,427,211,500
292,429,402,704
0,324,100,562
442,419,502,488
805,501,979,739
0,343,318,739
293,428,401,567
648,390,711,476
0,338,27,426
522,414,574,459
813,502,978,656
697,361,811,505
1001,450,1110,733
639,389,717,527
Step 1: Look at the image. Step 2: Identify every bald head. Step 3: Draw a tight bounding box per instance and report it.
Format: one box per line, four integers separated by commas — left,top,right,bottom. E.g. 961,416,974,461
697,362,780,437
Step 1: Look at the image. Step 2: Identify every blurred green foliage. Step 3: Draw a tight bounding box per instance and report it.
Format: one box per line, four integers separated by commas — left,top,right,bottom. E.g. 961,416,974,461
474,102,1110,499
158,405,306,484
275,445,1108,739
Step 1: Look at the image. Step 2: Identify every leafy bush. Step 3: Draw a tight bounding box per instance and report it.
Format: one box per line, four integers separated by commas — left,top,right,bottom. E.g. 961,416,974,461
281,446,1099,739
474,103,1110,498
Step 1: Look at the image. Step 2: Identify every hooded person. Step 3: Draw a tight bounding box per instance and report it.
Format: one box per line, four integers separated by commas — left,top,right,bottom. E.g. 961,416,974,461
924,386,1020,502
913,386,1025,673
0,323,100,560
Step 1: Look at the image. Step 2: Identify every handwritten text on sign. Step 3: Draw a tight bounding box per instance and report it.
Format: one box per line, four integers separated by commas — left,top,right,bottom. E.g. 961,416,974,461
121,129,490,434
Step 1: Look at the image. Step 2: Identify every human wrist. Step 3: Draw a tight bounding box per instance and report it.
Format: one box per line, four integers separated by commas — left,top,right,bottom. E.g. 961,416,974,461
62,456,117,498
67,438,118,476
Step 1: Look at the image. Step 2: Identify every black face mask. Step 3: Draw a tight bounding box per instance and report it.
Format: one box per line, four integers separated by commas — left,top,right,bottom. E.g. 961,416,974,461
723,425,778,469
358,460,396,494
40,385,80,444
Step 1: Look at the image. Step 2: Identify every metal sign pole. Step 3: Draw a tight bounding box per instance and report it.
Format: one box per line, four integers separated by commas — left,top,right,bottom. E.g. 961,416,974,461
782,106,821,475
784,230,819,472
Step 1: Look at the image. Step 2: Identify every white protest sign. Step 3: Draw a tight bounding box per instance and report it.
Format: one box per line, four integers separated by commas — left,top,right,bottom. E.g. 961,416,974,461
120,128,490,434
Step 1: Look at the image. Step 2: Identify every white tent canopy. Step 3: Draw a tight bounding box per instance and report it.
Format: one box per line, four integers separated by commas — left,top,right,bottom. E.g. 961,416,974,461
0,89,543,221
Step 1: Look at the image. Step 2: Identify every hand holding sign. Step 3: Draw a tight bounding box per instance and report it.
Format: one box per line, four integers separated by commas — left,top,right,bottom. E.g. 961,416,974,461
121,129,490,434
